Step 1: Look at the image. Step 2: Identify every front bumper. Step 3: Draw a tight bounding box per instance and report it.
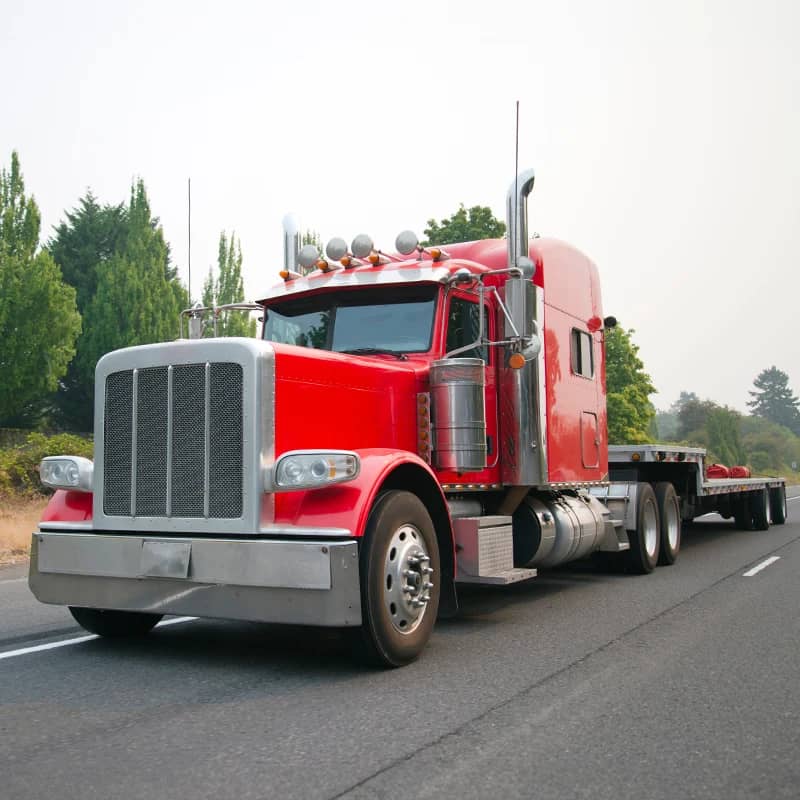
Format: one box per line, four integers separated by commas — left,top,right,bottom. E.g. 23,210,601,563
29,531,362,627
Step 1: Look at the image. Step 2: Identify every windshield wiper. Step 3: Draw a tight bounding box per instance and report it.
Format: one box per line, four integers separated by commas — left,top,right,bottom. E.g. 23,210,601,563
339,348,408,360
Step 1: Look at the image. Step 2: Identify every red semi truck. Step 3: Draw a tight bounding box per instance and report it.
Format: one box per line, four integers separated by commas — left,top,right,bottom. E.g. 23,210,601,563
30,170,788,666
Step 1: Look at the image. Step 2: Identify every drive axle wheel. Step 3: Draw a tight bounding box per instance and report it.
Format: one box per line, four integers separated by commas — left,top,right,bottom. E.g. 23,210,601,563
626,482,661,574
69,607,163,637
356,490,440,667
654,482,681,566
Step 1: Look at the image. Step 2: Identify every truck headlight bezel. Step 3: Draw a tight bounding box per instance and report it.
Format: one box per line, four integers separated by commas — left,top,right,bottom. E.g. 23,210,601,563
39,456,94,493
270,450,360,492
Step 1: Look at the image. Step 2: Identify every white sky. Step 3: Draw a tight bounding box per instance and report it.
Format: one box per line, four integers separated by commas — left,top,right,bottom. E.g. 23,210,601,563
2,0,798,411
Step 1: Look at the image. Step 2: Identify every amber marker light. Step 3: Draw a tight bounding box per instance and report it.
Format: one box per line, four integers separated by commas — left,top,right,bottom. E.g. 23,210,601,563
368,253,380,265
279,270,290,281
631,452,641,462
508,352,526,370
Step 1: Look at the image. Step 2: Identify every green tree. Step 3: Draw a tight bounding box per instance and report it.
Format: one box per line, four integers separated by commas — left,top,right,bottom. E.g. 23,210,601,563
48,193,128,429
676,395,718,440
422,204,506,246
604,326,656,444
747,366,800,435
75,180,188,428
706,406,745,466
0,152,81,425
201,231,255,337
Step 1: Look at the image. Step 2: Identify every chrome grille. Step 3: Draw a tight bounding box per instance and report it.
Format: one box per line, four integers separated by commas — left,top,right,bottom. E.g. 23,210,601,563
103,362,244,519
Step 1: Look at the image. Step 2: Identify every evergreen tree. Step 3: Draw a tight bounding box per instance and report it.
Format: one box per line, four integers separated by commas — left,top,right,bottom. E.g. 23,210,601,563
73,180,188,429
706,406,746,465
200,231,255,337
604,327,656,443
747,366,800,435
422,204,506,246
0,152,81,425
48,193,128,429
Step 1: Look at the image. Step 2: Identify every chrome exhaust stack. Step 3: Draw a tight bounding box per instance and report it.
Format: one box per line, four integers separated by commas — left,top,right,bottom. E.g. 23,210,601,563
506,169,535,270
282,213,301,274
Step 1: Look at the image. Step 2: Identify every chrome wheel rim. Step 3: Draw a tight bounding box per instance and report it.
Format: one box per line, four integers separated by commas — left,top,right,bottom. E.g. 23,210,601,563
383,524,432,634
664,498,679,551
643,501,659,559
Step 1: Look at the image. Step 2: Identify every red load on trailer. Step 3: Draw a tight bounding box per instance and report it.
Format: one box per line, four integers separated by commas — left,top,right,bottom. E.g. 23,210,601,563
706,464,731,479
730,465,752,478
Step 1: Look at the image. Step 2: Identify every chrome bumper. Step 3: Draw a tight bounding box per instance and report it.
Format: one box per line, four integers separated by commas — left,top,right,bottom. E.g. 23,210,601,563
29,531,362,627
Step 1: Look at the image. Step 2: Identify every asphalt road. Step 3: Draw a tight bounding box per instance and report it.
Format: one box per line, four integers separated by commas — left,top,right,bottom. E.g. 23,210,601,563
1,489,798,800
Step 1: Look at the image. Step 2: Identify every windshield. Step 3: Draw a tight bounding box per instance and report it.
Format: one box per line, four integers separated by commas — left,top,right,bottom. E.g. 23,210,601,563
263,285,438,354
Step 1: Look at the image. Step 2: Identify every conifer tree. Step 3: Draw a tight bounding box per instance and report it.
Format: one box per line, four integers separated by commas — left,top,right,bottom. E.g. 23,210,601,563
0,152,81,425
200,231,255,337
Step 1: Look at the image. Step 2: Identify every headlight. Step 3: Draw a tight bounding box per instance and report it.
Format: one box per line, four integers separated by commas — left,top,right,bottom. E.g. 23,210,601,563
271,451,360,491
40,456,94,492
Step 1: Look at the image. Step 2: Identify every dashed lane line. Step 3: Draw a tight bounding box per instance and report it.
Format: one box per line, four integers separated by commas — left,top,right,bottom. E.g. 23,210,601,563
742,556,781,577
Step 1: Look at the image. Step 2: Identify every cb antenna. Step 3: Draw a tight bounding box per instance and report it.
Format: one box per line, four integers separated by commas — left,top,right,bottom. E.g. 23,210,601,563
514,100,519,265
188,177,192,302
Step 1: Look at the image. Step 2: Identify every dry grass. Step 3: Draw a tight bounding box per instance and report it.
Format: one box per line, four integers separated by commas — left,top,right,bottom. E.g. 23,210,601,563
0,495,48,565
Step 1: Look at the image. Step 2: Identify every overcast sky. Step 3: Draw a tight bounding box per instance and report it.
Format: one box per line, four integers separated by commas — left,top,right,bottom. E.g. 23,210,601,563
2,0,798,411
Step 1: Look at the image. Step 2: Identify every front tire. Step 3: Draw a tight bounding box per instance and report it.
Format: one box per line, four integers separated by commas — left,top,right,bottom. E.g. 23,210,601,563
654,482,681,566
356,491,440,667
69,607,163,637
626,482,661,574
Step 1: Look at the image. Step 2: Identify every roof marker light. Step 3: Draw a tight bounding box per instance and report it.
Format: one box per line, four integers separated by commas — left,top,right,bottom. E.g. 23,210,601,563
396,230,419,255
351,234,374,260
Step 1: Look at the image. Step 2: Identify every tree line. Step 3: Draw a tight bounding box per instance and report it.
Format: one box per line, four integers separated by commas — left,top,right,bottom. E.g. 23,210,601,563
0,151,250,431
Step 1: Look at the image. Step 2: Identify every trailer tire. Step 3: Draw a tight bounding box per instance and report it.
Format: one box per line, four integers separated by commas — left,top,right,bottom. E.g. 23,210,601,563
769,486,787,525
68,607,163,638
733,495,754,530
654,482,681,566
751,488,770,531
626,483,661,574
355,490,440,668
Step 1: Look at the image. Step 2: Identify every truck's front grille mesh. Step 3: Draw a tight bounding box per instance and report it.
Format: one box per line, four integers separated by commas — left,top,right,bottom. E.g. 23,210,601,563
103,362,244,519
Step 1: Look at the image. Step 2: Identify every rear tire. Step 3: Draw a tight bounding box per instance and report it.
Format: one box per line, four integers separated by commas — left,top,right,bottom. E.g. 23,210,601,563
751,488,770,531
769,486,787,525
69,607,163,638
355,491,440,668
654,482,681,566
733,495,754,530
626,483,661,574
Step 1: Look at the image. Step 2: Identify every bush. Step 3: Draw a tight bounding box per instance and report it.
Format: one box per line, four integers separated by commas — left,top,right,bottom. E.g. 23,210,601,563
0,432,93,496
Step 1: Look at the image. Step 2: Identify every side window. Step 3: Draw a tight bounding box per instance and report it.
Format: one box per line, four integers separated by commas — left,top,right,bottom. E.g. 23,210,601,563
446,297,488,363
571,328,594,378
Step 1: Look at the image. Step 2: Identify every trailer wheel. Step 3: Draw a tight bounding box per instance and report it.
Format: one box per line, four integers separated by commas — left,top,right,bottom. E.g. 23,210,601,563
626,482,661,574
769,486,787,525
733,495,754,530
751,488,770,531
355,490,440,668
69,607,163,637
654,482,681,566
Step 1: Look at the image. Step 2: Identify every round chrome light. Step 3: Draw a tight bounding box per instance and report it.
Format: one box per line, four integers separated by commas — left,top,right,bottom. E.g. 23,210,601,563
351,234,374,259
298,244,320,269
325,237,348,261
395,230,419,255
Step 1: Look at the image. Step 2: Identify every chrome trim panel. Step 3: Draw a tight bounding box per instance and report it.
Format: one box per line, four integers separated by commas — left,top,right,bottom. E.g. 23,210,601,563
30,534,362,628
37,521,94,531
94,338,276,535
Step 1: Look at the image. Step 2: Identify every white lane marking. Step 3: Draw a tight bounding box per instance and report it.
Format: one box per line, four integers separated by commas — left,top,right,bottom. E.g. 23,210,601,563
0,577,28,584
787,496,800,502
743,556,781,577
0,616,197,662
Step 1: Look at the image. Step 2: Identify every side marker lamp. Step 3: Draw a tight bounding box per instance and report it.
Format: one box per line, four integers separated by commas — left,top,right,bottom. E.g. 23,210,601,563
40,456,94,492
270,451,360,491
508,352,526,370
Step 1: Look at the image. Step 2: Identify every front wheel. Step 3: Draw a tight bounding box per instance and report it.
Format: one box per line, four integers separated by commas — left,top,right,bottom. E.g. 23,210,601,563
69,607,163,637
355,491,440,667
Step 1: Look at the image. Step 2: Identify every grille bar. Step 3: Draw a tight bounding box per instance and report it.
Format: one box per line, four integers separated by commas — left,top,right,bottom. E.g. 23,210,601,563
166,365,173,517
131,368,139,517
204,362,211,519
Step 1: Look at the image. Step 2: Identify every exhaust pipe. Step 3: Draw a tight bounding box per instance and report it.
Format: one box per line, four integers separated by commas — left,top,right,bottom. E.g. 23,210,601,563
282,213,301,273
506,169,535,269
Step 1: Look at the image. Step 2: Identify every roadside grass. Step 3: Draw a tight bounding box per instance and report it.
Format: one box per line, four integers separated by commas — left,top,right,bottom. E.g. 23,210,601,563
0,493,48,565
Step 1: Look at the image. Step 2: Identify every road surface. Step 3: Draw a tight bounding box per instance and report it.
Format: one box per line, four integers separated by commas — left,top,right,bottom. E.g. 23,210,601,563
1,489,798,799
